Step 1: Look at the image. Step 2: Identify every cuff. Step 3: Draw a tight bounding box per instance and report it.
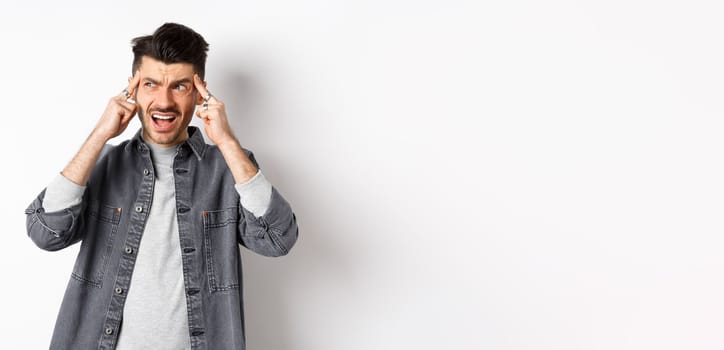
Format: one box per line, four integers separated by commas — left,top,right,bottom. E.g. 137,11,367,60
43,173,86,213
235,170,273,217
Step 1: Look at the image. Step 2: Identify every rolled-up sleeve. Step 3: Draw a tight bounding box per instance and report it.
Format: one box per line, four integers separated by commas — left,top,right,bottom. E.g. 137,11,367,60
25,174,87,252
25,189,85,251
26,146,111,251
237,186,299,257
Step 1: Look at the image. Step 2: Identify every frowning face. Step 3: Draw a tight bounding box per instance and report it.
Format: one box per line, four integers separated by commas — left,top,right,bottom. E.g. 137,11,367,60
134,56,201,146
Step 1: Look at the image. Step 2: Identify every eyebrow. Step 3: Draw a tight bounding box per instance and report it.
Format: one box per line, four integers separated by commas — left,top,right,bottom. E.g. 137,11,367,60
144,77,193,85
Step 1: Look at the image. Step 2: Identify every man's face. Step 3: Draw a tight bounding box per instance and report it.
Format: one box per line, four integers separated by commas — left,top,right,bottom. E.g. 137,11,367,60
134,56,200,146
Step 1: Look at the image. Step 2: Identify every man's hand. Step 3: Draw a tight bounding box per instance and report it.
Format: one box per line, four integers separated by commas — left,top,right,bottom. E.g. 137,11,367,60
92,72,141,142
193,74,237,147
60,74,141,186
193,74,259,184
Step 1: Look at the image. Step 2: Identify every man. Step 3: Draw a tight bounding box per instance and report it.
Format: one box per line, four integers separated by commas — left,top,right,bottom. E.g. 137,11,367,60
24,23,298,350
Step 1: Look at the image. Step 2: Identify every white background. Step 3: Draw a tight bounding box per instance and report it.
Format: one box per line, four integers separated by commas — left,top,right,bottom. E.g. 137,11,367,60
1,0,723,349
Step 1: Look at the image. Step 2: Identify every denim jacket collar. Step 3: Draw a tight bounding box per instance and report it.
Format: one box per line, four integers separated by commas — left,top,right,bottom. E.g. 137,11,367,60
129,126,207,160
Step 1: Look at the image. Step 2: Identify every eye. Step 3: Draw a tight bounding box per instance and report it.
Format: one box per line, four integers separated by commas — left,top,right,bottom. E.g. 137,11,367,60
144,82,156,88
174,84,188,91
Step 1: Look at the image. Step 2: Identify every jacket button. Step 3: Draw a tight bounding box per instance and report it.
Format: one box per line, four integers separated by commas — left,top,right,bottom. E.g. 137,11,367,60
135,206,143,213
187,289,200,295
105,327,113,335
183,247,196,253
175,169,188,174
125,246,133,254
191,329,205,336
178,207,190,213
143,169,150,175
115,287,123,295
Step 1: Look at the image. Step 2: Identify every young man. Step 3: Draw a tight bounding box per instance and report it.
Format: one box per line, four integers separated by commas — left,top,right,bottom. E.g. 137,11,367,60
25,23,298,350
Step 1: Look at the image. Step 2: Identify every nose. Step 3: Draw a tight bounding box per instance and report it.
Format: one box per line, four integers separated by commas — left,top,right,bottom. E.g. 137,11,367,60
154,88,175,109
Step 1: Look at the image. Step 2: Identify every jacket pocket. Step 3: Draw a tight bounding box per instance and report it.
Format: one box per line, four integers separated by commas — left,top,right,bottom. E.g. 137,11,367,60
71,201,121,288
203,208,240,292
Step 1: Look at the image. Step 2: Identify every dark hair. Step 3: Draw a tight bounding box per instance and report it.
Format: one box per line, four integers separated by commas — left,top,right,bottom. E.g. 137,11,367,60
131,23,209,78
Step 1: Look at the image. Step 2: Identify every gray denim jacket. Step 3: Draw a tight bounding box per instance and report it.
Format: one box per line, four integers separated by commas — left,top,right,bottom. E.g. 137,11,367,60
25,127,298,350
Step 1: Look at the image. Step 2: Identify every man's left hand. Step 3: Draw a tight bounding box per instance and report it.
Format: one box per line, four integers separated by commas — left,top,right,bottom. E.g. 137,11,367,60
194,74,237,147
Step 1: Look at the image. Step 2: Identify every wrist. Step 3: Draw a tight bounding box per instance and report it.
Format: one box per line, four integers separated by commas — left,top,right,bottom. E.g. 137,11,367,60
215,136,240,151
215,137,259,184
89,127,112,144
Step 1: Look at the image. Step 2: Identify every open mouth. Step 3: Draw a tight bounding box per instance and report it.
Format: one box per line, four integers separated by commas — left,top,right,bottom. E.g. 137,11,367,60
151,113,178,131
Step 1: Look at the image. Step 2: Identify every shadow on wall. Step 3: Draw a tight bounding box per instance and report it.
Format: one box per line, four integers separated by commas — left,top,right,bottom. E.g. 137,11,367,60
216,67,352,349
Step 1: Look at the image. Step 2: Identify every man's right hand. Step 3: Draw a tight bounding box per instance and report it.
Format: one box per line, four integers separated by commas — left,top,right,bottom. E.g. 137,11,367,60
60,73,141,186
92,72,141,142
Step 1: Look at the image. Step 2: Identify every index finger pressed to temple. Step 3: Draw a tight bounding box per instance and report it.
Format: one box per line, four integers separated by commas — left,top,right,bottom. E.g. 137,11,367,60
194,74,210,100
126,71,141,96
